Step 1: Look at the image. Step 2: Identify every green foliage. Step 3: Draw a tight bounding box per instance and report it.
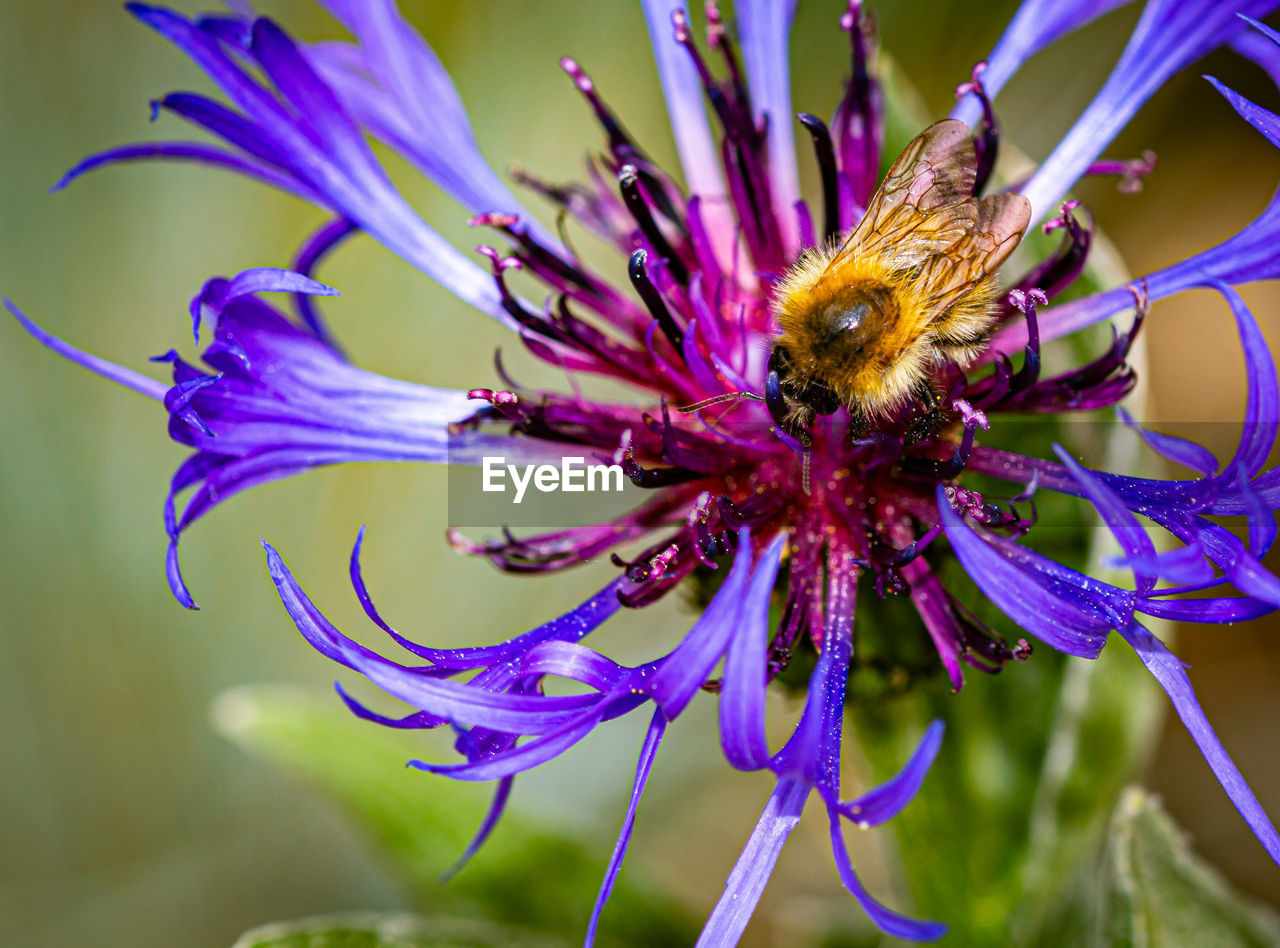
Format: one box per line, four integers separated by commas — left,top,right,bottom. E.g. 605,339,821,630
213,685,695,947
232,912,569,948
1039,788,1280,948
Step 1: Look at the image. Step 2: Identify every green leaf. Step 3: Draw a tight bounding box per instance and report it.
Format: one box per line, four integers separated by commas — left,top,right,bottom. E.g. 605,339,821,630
212,685,695,946
231,912,571,948
1047,787,1280,948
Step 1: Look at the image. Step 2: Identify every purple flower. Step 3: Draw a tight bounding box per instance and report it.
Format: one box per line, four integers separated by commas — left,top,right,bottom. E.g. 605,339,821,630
13,0,1280,941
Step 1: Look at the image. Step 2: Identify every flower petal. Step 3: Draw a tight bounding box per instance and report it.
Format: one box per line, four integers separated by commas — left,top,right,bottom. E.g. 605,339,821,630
936,486,1118,657
826,803,947,942
644,530,754,718
736,0,800,250
1117,620,1280,865
839,720,945,827
718,532,787,770
1020,0,1279,222
951,0,1133,126
695,778,810,948
585,708,667,947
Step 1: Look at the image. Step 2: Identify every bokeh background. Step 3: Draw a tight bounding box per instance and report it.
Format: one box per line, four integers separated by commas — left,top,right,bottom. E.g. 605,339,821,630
3,1,1279,945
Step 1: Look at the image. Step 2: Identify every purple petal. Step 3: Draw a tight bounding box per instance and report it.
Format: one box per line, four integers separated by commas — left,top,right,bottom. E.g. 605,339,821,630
936,486,1118,657
639,0,724,204
719,533,787,770
952,0,1133,126
52,141,316,198
1020,0,1279,222
517,640,628,691
1213,282,1279,478
7,300,168,400
770,555,858,789
1237,469,1278,557
905,560,966,691
1139,594,1276,622
643,530,754,718
1111,541,1216,585
352,534,624,669
1232,15,1280,88
826,802,947,942
1118,620,1280,865
306,1,557,248
1117,407,1220,477
334,681,448,729
736,0,800,250
191,267,338,342
695,778,810,948
291,215,359,349
839,720,945,827
408,712,604,782
585,709,667,947
1208,72,1280,148
995,188,1280,377
264,541,605,732
439,776,513,883
1052,444,1158,595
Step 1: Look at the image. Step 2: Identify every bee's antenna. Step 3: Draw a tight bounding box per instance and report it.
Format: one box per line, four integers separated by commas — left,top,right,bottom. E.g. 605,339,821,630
677,391,765,413
802,445,812,496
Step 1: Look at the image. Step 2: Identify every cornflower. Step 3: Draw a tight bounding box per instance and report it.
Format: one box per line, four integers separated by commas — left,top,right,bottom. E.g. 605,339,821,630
12,0,1280,941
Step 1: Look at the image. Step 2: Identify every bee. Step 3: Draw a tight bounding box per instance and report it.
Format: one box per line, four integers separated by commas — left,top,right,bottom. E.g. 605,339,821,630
766,118,1031,443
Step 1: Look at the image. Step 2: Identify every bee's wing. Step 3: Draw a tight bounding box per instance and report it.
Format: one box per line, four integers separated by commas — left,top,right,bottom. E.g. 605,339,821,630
915,192,1031,313
826,118,1031,312
827,119,981,270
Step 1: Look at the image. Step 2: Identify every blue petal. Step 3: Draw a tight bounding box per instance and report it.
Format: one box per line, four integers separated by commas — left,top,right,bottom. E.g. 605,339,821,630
1053,444,1158,595
952,0,1133,126
1118,620,1280,865
826,803,947,942
7,300,168,400
644,530,754,719
264,541,606,733
639,0,728,205
1020,0,1280,221
935,486,1117,658
1117,407,1220,477
839,720,945,827
439,776,513,883
718,532,787,770
1212,282,1279,479
736,0,800,249
1208,72,1280,148
695,778,810,948
585,709,667,947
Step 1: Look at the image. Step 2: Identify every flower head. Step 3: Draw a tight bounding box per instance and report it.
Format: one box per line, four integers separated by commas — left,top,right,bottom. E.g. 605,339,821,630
13,0,1280,941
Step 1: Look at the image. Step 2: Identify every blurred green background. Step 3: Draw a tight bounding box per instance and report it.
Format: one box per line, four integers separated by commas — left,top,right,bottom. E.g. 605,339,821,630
3,1,1280,945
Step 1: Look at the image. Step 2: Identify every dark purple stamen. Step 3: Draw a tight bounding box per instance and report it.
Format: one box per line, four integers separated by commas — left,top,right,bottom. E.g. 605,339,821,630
629,249,686,352
1008,288,1046,391
797,113,841,244
834,0,882,209
956,62,998,195
1008,200,1093,307
619,165,689,284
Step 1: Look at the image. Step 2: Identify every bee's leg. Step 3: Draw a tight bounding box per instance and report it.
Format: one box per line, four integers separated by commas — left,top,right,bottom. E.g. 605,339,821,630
905,382,944,443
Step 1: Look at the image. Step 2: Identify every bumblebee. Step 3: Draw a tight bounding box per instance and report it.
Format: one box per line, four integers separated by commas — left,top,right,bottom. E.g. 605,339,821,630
767,119,1031,441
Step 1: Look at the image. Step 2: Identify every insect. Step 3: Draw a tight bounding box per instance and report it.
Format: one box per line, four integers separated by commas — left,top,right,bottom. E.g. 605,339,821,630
683,119,1031,459
769,118,1031,440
